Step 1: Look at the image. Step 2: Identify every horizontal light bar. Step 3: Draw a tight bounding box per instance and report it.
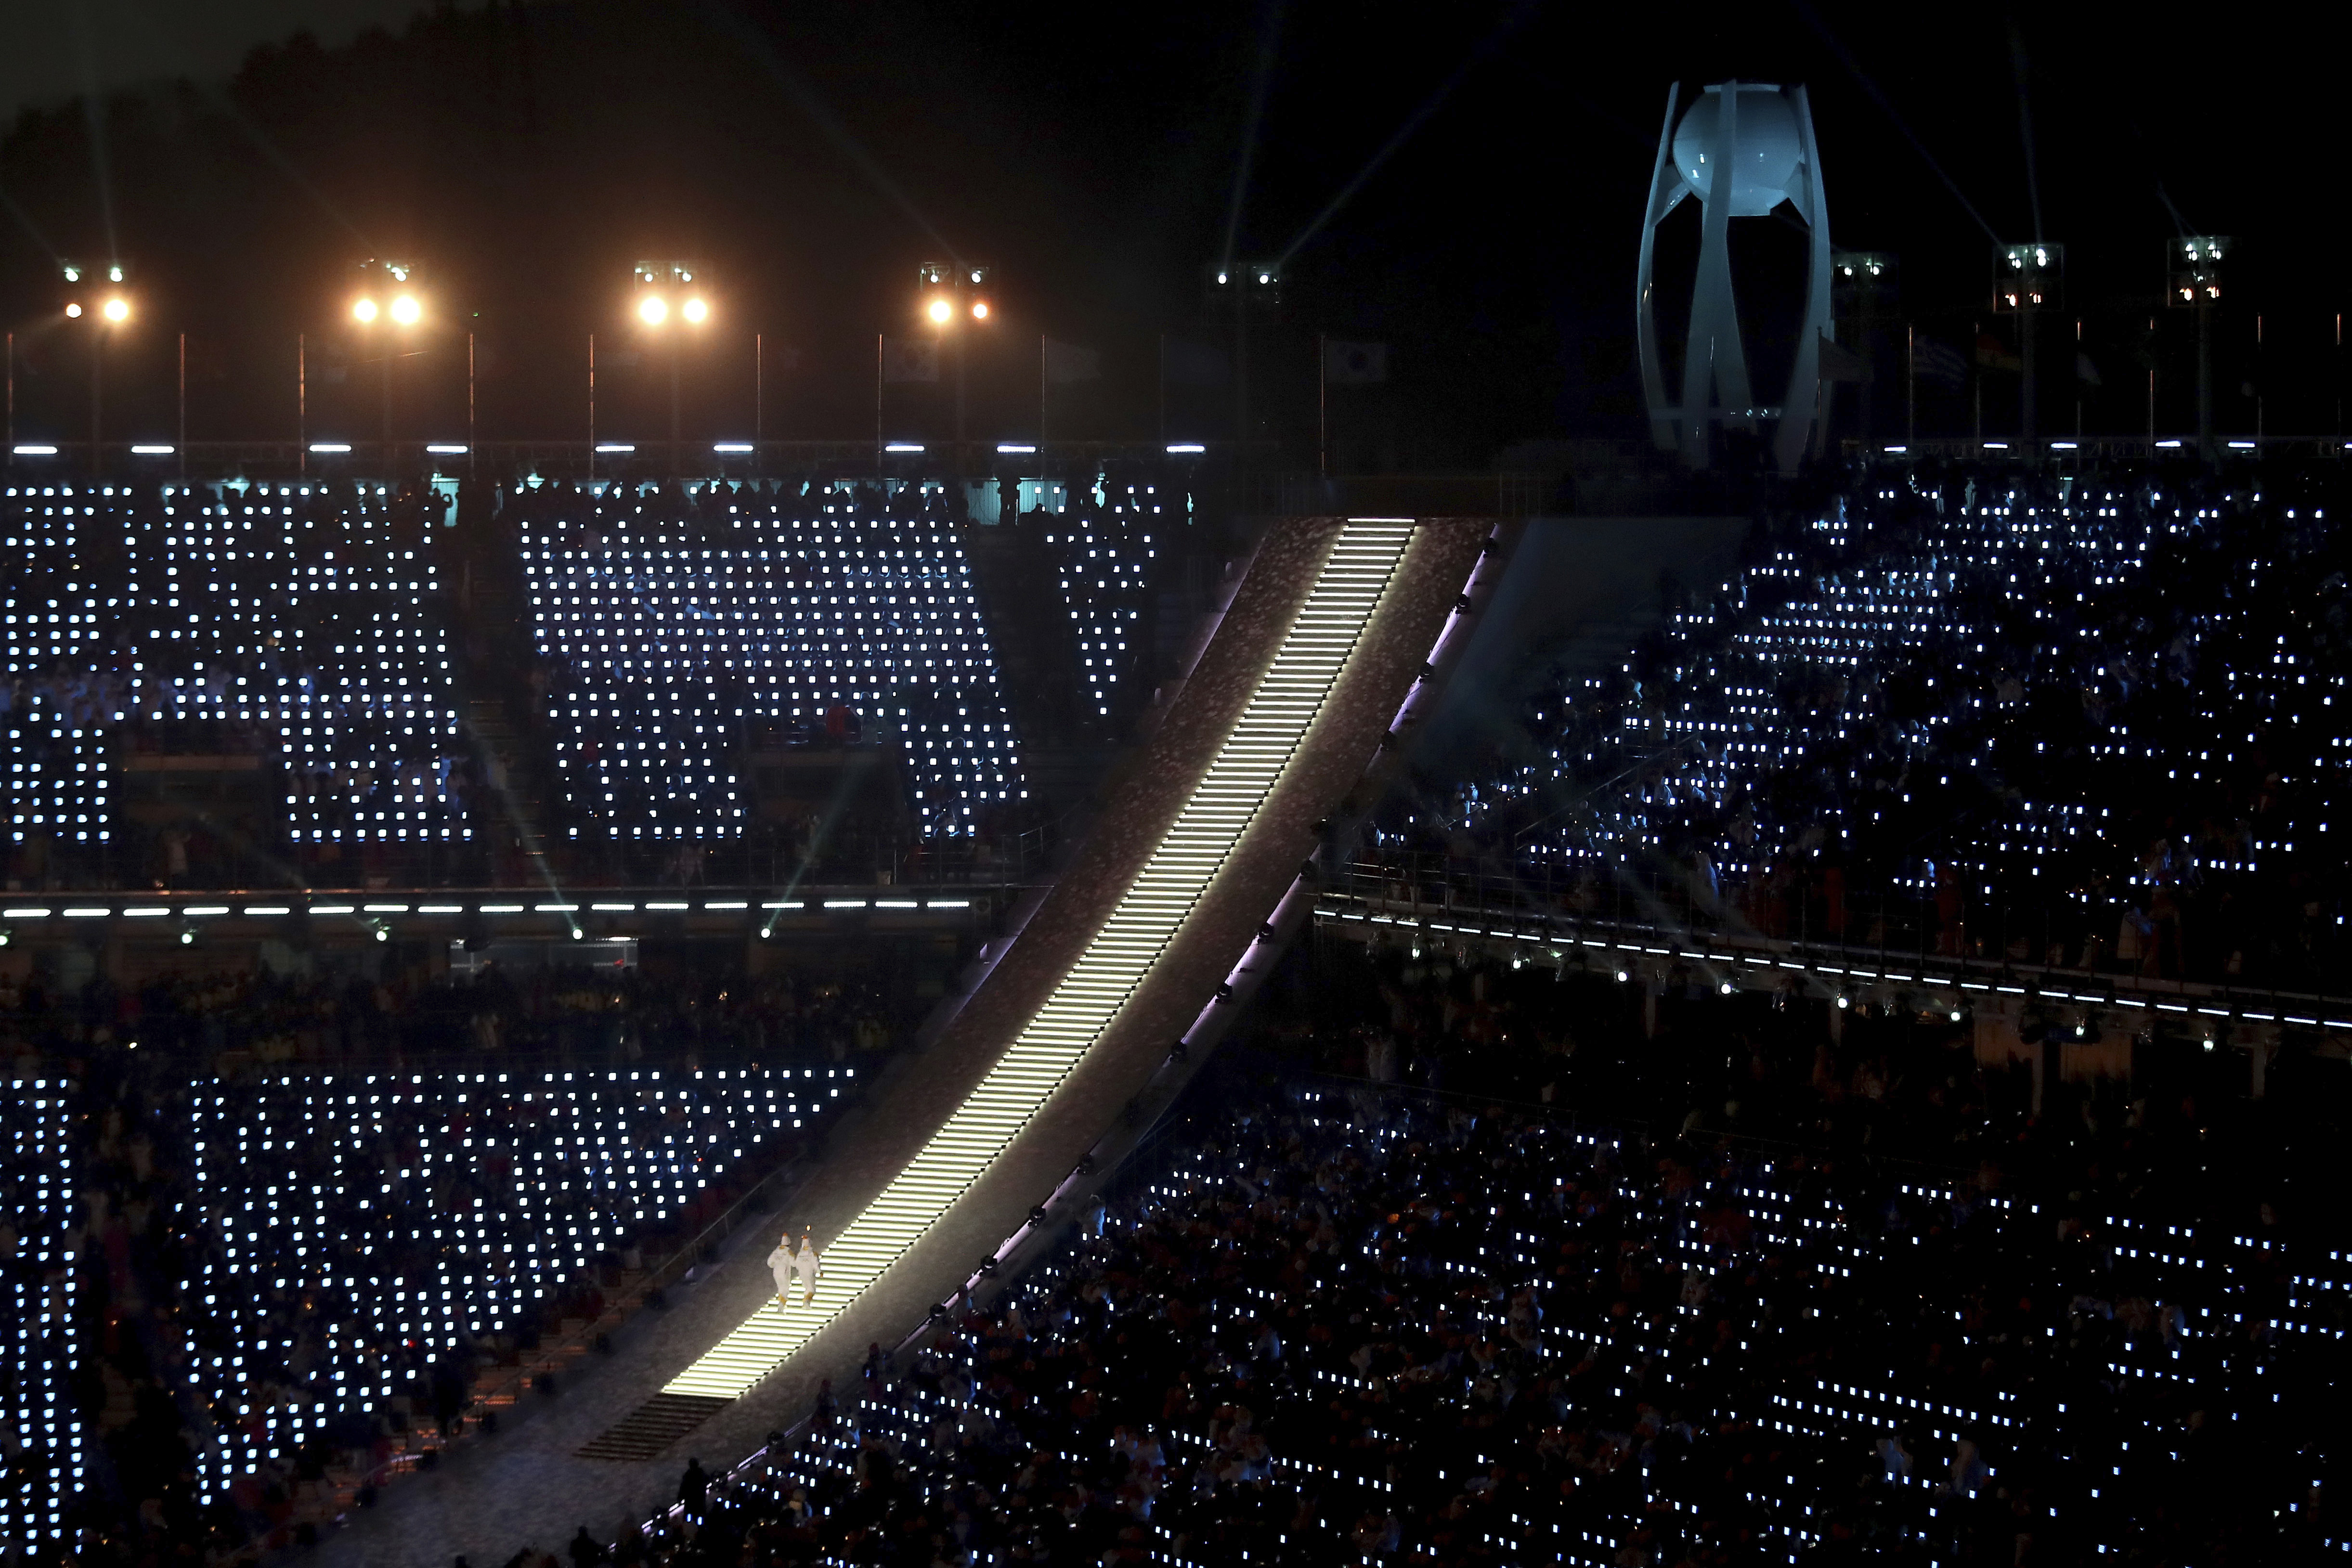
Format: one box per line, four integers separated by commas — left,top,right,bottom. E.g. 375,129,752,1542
884,442,924,453
535,903,579,912
591,902,636,912
667,519,1412,1400
426,443,468,454
122,907,170,919
1166,442,1206,454
12,445,58,456
823,899,866,909
2,907,49,918
996,443,1036,454
245,906,293,915
63,907,110,919
310,905,355,915
713,442,754,454
2228,440,2256,450
182,906,230,916
308,442,352,454
2050,441,2077,450
480,904,524,913
417,904,463,914
130,444,175,455
363,903,409,913
595,443,635,454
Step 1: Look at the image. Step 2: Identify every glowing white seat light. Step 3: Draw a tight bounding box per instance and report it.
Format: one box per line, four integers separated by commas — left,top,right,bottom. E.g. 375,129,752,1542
0,1080,81,1546
665,520,1412,1399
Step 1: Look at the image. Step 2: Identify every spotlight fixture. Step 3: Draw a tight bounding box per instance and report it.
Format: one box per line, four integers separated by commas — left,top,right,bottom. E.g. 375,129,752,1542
350,258,424,327
632,260,709,329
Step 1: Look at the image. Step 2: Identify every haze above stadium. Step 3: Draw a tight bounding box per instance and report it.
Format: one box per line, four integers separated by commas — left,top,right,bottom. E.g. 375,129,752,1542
0,1,2339,458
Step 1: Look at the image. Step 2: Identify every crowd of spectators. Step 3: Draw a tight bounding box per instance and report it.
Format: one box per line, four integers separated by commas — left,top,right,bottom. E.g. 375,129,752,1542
1386,458,2352,993
31,941,928,1564
608,1038,2339,1567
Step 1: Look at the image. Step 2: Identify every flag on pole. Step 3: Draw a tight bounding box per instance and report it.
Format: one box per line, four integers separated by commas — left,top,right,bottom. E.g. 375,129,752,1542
1322,339,1388,385
881,338,940,382
1044,338,1103,384
1912,337,1969,389
1973,332,2022,374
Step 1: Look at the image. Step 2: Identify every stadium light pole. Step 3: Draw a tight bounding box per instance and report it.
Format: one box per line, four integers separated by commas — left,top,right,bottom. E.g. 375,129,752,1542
2168,238,2228,461
350,259,425,468
1994,245,2061,447
919,262,991,470
633,261,712,476
1208,262,1280,464
62,261,133,475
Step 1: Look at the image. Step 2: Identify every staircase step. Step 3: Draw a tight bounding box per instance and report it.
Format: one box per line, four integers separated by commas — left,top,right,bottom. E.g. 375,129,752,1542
575,1393,732,1463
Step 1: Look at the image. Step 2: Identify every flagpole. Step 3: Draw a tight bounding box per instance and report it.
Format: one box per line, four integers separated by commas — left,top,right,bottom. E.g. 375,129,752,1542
1317,333,1327,479
1905,323,1915,445
1039,333,1048,454
875,333,884,465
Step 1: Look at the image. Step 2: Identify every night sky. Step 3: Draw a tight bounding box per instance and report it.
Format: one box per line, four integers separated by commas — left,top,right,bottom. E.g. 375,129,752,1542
0,1,2337,458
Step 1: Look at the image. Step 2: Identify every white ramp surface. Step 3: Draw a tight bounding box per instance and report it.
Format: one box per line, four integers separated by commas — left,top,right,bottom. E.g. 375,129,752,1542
665,520,1413,1399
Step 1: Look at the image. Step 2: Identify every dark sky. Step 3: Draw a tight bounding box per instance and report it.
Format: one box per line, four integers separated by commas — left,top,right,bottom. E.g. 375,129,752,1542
0,1,2338,457
0,1,429,123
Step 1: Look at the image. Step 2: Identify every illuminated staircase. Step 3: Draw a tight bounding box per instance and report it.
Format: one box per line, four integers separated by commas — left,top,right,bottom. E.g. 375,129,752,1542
663,520,1416,1399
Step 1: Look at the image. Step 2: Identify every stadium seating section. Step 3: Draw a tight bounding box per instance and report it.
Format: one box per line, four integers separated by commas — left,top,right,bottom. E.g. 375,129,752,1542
0,1076,82,1550
1404,467,2350,987
681,1075,2340,1565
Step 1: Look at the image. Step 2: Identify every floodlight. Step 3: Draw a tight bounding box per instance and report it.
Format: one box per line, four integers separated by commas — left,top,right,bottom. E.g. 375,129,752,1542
64,302,83,319
353,298,379,323
681,297,708,324
927,297,952,325
1994,244,2064,312
970,300,989,320
389,295,421,325
2168,236,2229,305
102,297,130,323
639,296,668,325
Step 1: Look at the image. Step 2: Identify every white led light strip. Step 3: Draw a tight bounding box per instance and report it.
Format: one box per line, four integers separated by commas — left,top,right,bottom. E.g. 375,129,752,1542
666,521,1413,1398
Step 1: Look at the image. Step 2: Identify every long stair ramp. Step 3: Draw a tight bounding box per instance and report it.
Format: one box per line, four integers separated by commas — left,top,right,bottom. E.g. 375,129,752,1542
662,517,1465,1400
309,518,1488,1568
